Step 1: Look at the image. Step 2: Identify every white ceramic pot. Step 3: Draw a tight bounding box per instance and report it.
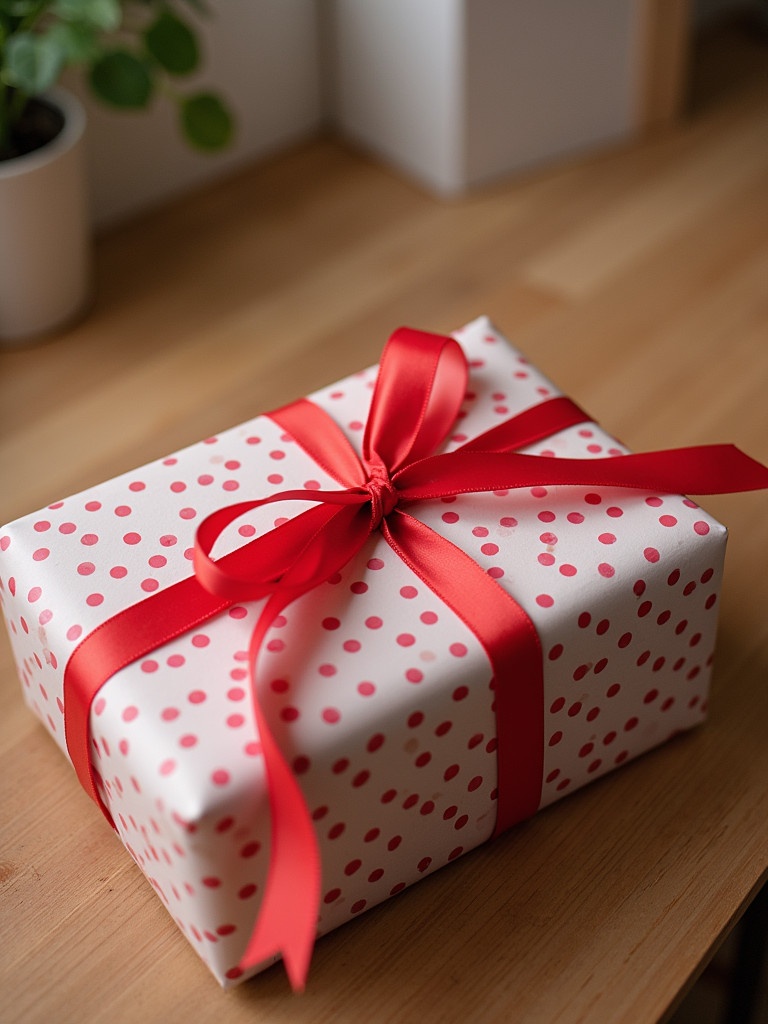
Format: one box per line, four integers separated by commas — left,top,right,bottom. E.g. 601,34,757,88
0,87,92,344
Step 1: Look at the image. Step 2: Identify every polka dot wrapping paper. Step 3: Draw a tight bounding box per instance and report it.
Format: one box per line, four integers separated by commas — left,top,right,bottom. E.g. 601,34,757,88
0,316,732,987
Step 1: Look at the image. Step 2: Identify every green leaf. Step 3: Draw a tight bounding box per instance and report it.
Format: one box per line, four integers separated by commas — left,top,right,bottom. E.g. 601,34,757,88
180,92,233,151
47,20,100,64
5,32,63,93
52,0,122,32
89,50,153,108
144,11,199,76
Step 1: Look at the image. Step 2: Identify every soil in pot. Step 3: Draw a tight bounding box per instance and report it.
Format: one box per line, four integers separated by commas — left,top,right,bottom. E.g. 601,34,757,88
1,96,65,163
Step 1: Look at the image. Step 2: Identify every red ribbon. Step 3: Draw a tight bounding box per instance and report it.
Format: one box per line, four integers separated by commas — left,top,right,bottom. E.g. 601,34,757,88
63,328,768,990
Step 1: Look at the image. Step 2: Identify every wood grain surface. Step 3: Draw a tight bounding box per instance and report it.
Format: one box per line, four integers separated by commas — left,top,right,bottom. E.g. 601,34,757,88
1,24,766,1024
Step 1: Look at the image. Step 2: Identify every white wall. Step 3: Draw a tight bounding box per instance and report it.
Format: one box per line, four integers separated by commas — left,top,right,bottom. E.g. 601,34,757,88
66,0,324,228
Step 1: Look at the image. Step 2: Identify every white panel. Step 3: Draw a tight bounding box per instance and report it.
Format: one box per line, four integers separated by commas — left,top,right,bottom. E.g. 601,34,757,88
463,0,640,186
329,0,465,194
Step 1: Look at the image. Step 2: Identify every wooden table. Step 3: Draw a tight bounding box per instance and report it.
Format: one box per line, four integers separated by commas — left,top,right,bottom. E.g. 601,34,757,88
1,24,766,1024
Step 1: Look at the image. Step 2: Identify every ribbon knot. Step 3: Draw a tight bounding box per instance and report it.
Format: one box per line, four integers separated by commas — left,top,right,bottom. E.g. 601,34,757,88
364,460,398,528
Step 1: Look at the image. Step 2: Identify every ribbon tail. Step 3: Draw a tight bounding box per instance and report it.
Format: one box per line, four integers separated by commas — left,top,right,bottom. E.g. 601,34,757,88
238,600,320,990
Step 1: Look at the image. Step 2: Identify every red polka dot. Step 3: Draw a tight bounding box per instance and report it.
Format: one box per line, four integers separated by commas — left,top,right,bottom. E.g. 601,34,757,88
538,553,555,566
367,558,385,570
240,841,261,858
481,542,499,555
559,564,577,576
693,521,710,535
567,512,585,524
211,769,230,786
442,512,460,524
536,594,554,607
659,515,677,527
585,493,602,505
548,643,563,660
598,533,616,545
365,616,383,630
397,633,415,647
406,668,423,683
499,516,517,527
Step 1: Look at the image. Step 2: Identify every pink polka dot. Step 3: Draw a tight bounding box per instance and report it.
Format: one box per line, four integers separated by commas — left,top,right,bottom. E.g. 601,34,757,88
449,642,467,657
188,690,207,704
161,707,179,721
110,566,128,579
481,542,499,555
397,633,415,647
536,594,554,607
538,511,556,524
211,769,230,786
472,526,489,537
122,706,139,722
115,505,132,517
367,558,385,570
659,515,677,527
160,535,177,547
538,553,555,566
33,521,50,532
59,522,76,534
80,533,99,546
406,669,423,683
229,606,248,619
606,506,623,518
123,532,142,545
694,521,710,535
141,659,159,673
267,474,283,485
179,734,198,748
365,616,383,630
32,548,50,561
540,532,557,545
358,681,375,696
179,508,197,520
191,633,209,648
598,563,615,578
86,593,104,606
66,625,83,642
441,512,459,524
567,512,585,524
559,564,577,576
77,562,95,576
343,639,361,652
487,566,504,579
322,707,341,724
159,759,176,776
499,516,517,528
141,579,159,593
598,533,616,545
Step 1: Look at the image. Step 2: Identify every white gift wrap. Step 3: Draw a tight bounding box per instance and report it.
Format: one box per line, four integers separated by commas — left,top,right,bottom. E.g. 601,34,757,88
0,316,726,986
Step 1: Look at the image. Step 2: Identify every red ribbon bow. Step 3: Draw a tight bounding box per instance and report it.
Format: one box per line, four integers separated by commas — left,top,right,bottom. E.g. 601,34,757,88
63,328,768,990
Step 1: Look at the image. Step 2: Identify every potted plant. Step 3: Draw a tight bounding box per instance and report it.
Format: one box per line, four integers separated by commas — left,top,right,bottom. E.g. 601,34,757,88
0,0,234,344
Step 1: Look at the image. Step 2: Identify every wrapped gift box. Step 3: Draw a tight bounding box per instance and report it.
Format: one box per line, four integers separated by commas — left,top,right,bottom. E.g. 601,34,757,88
0,316,736,987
